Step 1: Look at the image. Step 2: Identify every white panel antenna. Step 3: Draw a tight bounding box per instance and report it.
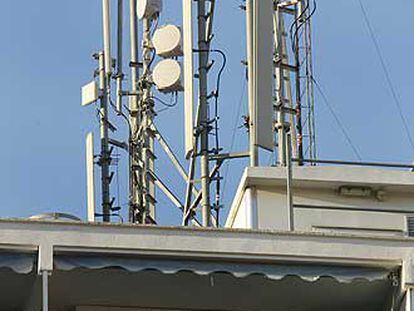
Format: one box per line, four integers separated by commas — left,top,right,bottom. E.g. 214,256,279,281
152,24,183,58
86,132,96,222
153,59,183,93
183,0,194,157
102,0,112,75
81,80,99,106
137,0,163,20
247,0,274,151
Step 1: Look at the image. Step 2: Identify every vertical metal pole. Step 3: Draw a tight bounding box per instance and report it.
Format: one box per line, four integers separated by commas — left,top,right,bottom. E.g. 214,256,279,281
41,271,48,311
141,17,156,223
274,8,289,166
286,132,294,231
116,0,124,113
98,52,112,222
102,0,112,75
246,0,259,166
129,0,141,222
197,0,212,227
294,3,304,165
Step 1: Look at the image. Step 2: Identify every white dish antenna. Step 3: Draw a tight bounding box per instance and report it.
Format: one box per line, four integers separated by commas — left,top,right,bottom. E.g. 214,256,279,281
153,59,183,93
137,0,163,20
81,80,99,106
152,24,183,58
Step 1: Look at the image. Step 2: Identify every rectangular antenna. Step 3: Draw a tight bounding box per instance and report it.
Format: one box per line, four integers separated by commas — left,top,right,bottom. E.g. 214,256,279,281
102,0,112,75
81,80,99,106
183,0,194,157
86,132,96,222
247,0,274,152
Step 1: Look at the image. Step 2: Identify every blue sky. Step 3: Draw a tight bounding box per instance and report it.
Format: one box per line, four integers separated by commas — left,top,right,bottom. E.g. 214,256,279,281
0,0,413,224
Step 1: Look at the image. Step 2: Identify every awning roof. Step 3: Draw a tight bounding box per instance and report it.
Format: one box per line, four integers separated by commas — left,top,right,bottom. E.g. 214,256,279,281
55,254,393,283
0,252,397,310
0,252,35,274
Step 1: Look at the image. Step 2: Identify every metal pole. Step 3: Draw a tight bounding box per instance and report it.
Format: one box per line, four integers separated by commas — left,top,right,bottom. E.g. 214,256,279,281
42,271,48,311
116,0,124,113
273,8,288,166
197,0,212,226
246,0,259,166
98,52,112,222
286,132,294,231
294,3,304,165
140,17,156,223
128,0,141,222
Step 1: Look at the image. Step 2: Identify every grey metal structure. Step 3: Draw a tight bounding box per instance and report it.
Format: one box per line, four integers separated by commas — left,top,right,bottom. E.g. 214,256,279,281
136,15,157,224
128,0,141,222
274,0,317,166
197,0,212,227
97,51,112,223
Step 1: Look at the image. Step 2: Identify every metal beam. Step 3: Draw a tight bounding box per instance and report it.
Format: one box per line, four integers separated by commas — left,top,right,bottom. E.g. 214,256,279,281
183,163,222,224
152,172,202,227
151,124,199,198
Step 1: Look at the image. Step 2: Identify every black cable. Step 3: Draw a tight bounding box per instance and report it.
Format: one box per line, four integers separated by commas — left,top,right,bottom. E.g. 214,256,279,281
109,97,132,137
290,0,317,54
149,95,178,108
357,0,414,152
311,76,363,161
222,77,246,202
289,0,310,47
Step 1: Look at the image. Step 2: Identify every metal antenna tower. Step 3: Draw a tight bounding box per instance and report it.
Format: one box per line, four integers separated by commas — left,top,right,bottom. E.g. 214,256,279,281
129,12,158,224
182,0,218,227
273,0,317,166
84,0,318,227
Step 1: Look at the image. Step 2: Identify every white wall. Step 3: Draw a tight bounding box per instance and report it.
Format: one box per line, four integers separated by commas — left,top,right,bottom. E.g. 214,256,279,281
230,185,412,236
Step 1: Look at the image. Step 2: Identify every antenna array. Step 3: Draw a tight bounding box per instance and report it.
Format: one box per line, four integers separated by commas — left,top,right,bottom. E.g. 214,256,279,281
80,0,316,227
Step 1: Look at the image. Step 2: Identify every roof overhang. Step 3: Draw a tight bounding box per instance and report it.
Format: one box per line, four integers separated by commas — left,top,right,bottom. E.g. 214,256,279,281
0,219,411,310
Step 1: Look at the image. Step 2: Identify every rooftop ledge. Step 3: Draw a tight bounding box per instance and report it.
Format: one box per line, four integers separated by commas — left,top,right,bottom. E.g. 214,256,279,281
241,166,414,192
0,219,414,269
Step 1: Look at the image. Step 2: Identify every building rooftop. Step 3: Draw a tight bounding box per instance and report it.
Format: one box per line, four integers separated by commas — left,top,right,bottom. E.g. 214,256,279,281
0,219,413,310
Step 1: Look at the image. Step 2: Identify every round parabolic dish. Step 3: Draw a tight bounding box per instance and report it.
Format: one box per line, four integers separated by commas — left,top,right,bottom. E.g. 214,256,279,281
153,24,183,58
153,59,182,93
137,0,163,20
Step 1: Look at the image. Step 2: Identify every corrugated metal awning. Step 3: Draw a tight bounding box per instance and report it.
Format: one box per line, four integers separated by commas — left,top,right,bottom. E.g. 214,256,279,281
0,252,35,274
54,255,392,283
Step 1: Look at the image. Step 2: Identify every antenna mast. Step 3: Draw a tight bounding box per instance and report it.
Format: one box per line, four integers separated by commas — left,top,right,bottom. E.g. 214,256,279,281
274,0,317,166
138,15,157,223
197,0,212,227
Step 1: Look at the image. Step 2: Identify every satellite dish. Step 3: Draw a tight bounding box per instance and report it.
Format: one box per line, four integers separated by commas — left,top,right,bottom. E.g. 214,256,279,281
153,59,183,93
153,25,183,58
137,0,163,20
